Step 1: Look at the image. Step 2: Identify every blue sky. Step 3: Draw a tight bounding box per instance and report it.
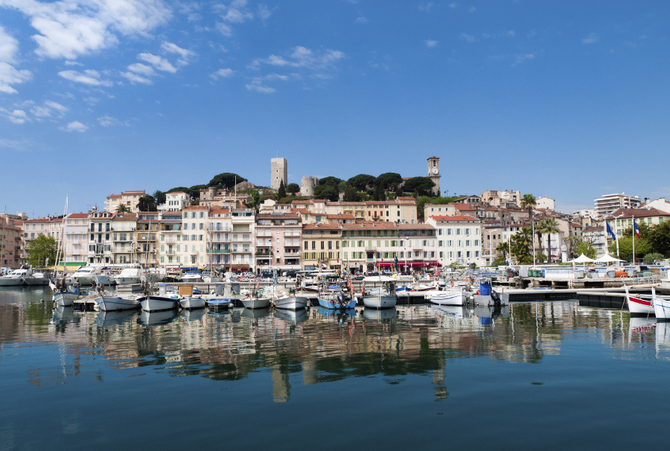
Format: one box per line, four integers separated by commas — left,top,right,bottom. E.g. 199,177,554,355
1,0,669,217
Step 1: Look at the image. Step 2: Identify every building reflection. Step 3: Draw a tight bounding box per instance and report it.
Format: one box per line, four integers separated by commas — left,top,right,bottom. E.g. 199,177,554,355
0,299,663,399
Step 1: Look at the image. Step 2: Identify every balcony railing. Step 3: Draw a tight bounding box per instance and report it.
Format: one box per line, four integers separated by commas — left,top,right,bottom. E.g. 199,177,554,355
209,249,230,254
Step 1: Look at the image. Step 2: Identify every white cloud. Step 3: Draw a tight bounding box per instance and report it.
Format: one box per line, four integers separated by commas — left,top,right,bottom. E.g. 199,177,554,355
64,60,83,66
127,63,156,76
245,77,275,94
30,99,68,118
216,0,253,23
3,109,29,124
210,68,234,80
251,46,346,71
137,52,176,73
0,0,172,60
582,33,599,44
0,62,32,94
58,69,113,86
161,41,195,66
514,53,536,64
424,39,438,48
258,4,271,21
459,33,477,43
0,138,29,151
60,120,88,132
355,16,368,24
83,96,99,104
0,25,32,93
215,22,232,36
97,115,125,126
120,71,152,84
448,2,457,8
419,2,434,12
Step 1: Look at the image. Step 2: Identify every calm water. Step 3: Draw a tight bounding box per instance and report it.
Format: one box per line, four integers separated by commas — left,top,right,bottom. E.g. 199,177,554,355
1,287,669,451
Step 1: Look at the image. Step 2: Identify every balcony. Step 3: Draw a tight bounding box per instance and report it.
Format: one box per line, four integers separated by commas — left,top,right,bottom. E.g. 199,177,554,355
165,250,175,255
255,251,271,256
209,249,230,254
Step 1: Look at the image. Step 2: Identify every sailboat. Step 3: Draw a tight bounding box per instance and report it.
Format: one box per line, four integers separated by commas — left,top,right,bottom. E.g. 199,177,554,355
50,195,82,307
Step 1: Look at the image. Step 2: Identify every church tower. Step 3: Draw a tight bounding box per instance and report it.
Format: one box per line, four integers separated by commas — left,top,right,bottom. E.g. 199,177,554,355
427,156,440,196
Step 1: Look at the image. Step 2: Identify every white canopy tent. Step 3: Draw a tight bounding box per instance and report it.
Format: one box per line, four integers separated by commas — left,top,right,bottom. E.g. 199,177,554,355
595,254,624,264
570,254,595,263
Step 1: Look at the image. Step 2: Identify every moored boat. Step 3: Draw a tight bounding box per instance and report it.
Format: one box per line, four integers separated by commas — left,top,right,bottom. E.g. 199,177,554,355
180,296,207,310
361,277,397,310
652,288,670,321
138,295,180,312
272,288,308,310
96,293,140,311
426,288,466,306
241,295,271,309
624,286,654,316
207,298,234,310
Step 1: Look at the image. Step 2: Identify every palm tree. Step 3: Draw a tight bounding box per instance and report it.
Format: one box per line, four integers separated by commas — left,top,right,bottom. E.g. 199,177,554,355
540,218,560,262
116,204,130,214
520,194,536,221
495,241,510,263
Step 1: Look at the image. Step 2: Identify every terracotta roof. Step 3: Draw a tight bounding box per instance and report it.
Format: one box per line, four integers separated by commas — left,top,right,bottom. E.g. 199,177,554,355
429,215,478,222
106,194,121,199
303,223,342,231
607,208,670,219
112,213,138,220
68,213,89,219
341,221,397,230
327,214,355,219
396,223,436,230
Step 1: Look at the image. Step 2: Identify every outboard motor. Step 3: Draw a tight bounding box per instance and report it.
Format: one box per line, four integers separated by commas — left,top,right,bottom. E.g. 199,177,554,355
337,290,345,308
490,289,501,308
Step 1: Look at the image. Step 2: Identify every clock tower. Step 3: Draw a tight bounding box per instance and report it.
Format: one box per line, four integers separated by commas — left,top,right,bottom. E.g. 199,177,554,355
427,156,440,196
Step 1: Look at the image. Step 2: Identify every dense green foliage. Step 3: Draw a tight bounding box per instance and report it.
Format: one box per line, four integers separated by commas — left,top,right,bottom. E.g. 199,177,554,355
137,195,158,212
403,177,435,196
208,172,247,190
313,185,339,201
286,183,300,195
153,190,166,204
374,172,403,191
27,235,58,267
347,174,376,191
277,180,286,200
319,176,343,188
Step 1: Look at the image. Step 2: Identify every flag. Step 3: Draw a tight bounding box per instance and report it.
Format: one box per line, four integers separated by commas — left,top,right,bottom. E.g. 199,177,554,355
634,221,640,239
606,222,617,241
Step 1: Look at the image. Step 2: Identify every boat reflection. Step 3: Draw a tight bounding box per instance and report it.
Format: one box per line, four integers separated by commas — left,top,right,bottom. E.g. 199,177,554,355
138,310,179,326
274,308,309,324
96,309,138,327
362,307,397,321
180,309,206,322
240,307,270,319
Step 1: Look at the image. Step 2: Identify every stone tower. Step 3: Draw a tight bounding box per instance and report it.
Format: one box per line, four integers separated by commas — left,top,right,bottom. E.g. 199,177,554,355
427,156,441,196
271,157,288,190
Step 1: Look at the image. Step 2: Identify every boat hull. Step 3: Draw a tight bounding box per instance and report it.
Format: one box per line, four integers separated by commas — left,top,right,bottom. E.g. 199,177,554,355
653,295,670,321
241,297,271,309
53,291,80,307
273,295,308,310
0,277,24,286
97,296,140,311
427,290,465,306
627,295,654,315
362,295,397,309
138,295,180,312
180,297,206,310
317,297,357,310
207,298,233,309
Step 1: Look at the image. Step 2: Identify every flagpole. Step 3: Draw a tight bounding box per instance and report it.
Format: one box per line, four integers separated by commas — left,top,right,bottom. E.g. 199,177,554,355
632,215,635,265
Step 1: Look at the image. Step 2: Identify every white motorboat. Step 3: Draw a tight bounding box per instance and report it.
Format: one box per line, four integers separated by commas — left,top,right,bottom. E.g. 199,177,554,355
624,286,654,316
181,270,203,283
180,296,206,310
113,265,143,285
68,265,112,286
426,288,466,306
0,268,48,286
50,279,82,307
138,295,180,312
272,288,308,310
96,293,140,311
652,288,670,321
0,269,25,286
361,276,397,309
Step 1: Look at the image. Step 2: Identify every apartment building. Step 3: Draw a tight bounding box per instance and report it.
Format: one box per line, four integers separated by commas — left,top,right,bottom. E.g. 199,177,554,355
63,213,89,265
255,212,301,273
302,223,342,271
426,216,483,267
208,206,232,269
111,213,137,264
1,216,23,268
158,211,183,267
136,212,159,268
605,208,670,238
594,193,641,218
180,206,210,267
104,190,146,213
87,209,114,264
481,221,526,266
158,191,191,212
231,208,255,272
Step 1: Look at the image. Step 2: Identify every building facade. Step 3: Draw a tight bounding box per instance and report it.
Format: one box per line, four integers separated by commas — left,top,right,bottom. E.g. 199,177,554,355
271,157,288,190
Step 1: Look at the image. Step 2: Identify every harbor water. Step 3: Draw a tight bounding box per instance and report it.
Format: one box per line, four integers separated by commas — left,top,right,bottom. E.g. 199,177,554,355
1,287,669,450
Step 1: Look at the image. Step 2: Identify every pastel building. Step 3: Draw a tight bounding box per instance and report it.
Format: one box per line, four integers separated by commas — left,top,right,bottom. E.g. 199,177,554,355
426,216,484,267
105,190,146,213
111,213,137,264
255,212,302,272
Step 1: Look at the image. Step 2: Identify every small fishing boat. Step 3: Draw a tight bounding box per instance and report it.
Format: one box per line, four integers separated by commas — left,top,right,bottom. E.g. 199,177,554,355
624,286,654,315
652,288,670,321
361,277,397,310
179,296,206,310
138,295,180,312
96,293,140,311
272,288,308,310
426,289,466,306
241,295,271,309
317,286,357,310
207,298,234,310
50,278,82,307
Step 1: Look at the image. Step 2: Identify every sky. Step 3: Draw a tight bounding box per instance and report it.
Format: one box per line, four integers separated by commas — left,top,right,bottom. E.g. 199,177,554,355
1,0,669,218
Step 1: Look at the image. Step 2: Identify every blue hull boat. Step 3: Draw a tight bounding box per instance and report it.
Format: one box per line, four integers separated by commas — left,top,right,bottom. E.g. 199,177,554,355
207,298,233,309
317,297,357,310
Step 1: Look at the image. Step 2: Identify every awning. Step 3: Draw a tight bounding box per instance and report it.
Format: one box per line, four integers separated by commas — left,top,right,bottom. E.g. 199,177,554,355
378,261,441,268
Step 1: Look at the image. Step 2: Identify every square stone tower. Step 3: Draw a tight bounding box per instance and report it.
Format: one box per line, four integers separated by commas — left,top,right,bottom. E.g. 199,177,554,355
271,157,288,190
427,156,440,196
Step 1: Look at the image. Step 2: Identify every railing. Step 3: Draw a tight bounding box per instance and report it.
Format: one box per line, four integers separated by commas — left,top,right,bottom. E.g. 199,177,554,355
209,249,230,254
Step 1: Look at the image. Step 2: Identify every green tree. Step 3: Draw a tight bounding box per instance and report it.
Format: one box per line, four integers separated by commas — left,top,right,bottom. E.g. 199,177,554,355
27,235,58,267
153,190,166,205
647,221,670,257
573,242,597,259
313,185,339,201
286,183,300,195
319,176,343,188
208,172,247,190
137,195,158,212
403,177,435,197
347,174,376,191
643,253,664,264
373,184,385,201
343,185,361,202
510,227,534,264
521,194,536,221
609,224,652,262
116,204,130,213
277,180,286,200
539,218,560,262
375,172,403,191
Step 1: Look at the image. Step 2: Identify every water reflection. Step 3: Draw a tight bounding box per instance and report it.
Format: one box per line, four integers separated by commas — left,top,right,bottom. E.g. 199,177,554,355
0,294,666,402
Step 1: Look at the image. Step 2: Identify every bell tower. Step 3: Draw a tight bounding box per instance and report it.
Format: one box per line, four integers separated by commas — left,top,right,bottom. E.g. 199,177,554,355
427,156,440,196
